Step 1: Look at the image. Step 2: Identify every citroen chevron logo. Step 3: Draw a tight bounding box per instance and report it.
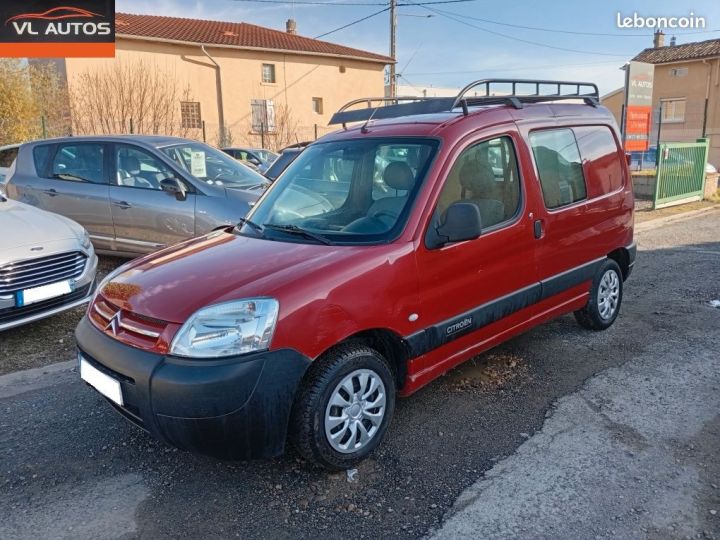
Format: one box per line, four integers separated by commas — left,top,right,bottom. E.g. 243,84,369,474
105,311,121,335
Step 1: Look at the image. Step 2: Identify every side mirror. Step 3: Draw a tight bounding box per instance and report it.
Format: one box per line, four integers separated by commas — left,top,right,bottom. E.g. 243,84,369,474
431,202,482,248
160,177,187,201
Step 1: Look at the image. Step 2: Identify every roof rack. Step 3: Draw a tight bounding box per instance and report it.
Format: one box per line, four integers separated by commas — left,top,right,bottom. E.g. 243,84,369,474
329,78,600,126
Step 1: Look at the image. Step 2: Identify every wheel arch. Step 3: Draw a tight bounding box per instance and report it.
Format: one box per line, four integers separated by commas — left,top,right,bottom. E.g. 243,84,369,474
311,328,411,391
607,247,630,280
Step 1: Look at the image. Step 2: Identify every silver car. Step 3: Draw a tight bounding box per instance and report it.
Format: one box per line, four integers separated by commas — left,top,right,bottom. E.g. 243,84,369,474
5,136,269,256
0,193,98,331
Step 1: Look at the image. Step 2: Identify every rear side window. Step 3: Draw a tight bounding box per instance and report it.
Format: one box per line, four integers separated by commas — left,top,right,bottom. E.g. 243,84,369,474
573,126,624,197
530,129,586,209
0,147,18,167
33,145,52,174
50,143,106,184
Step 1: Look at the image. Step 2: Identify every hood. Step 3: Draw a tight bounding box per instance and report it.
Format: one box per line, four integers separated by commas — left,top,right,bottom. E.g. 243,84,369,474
0,198,80,249
100,230,371,324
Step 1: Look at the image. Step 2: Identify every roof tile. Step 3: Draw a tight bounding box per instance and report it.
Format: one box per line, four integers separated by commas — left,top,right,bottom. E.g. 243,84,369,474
632,38,720,64
115,12,393,64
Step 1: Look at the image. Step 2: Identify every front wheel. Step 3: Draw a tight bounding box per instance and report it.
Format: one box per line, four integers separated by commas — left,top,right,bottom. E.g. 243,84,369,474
290,344,396,470
574,259,623,331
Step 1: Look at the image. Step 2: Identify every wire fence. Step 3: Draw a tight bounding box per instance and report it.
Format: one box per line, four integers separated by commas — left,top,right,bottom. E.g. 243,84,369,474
629,101,718,171
16,116,340,153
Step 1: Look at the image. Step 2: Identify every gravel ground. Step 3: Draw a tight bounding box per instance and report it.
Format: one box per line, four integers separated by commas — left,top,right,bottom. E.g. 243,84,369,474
0,211,718,539
0,256,124,375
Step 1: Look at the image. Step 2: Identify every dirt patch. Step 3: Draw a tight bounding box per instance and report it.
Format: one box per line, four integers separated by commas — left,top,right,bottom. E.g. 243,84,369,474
446,353,529,393
635,200,718,224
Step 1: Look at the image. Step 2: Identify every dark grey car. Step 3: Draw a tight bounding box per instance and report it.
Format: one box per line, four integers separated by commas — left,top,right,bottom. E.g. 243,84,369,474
6,136,269,256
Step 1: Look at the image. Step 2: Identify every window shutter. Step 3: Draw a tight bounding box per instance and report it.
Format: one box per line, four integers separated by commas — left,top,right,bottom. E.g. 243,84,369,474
266,100,276,132
251,99,264,132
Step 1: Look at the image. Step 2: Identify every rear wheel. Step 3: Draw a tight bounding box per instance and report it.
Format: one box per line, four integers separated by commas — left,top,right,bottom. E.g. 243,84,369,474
574,259,623,331
290,344,396,470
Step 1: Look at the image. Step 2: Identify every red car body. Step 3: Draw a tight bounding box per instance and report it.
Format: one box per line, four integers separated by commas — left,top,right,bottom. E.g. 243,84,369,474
76,98,635,462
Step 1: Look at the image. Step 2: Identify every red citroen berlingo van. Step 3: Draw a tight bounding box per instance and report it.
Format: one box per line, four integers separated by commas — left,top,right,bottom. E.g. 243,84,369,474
76,79,635,470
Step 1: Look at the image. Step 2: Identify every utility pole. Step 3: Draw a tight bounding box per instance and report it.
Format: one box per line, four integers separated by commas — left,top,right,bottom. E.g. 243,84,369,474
389,0,397,97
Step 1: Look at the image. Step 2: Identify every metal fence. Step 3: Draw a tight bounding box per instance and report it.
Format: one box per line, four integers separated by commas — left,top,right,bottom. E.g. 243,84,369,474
653,138,710,209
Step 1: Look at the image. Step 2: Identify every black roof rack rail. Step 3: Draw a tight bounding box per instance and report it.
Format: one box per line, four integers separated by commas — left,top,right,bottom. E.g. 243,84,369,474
329,78,600,126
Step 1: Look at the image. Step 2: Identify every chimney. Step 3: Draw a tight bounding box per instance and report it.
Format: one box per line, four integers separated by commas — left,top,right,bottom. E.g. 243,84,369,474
653,30,665,48
286,18,297,35
670,36,677,46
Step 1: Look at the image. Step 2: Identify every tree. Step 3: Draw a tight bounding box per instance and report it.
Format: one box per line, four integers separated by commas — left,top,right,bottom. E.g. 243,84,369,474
0,59,69,146
69,59,194,137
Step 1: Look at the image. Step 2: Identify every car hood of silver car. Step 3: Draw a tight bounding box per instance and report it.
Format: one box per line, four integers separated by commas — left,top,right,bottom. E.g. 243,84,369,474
0,196,84,250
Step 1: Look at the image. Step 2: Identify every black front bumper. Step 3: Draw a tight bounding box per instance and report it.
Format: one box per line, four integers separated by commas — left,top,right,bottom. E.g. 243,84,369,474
75,316,311,459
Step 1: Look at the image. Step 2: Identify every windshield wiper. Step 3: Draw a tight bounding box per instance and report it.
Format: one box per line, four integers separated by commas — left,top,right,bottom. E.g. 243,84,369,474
263,223,332,245
235,217,265,237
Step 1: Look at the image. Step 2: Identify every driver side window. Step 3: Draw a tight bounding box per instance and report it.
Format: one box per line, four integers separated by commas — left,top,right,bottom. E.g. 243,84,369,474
436,136,521,230
115,145,175,190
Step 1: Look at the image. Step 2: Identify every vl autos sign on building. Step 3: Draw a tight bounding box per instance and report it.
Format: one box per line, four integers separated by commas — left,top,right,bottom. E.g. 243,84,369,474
623,61,654,152
0,0,115,57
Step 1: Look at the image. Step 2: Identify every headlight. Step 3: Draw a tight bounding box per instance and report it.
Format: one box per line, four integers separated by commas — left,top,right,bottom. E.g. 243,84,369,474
80,229,92,251
170,298,279,358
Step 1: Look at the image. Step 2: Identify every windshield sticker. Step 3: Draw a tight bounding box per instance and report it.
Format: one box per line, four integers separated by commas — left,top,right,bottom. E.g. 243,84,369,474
190,151,207,177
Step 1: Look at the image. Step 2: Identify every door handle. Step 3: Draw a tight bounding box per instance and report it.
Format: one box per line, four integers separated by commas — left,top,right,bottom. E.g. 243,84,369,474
42,188,58,197
534,219,544,239
112,200,132,209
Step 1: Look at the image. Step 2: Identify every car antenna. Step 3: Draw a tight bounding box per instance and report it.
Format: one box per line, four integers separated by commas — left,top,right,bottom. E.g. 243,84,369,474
361,105,381,134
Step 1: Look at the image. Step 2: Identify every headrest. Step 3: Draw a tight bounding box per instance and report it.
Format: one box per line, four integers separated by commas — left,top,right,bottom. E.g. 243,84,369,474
459,159,495,193
119,155,140,173
383,161,415,191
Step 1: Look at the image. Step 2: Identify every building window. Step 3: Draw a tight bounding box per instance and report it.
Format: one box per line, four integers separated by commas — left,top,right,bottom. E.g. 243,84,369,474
669,67,688,77
181,101,202,129
660,98,686,123
251,99,276,132
312,97,324,114
262,63,276,84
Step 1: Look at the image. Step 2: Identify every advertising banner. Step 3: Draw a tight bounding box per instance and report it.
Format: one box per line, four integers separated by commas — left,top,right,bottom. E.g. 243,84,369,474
623,61,654,152
0,1,115,57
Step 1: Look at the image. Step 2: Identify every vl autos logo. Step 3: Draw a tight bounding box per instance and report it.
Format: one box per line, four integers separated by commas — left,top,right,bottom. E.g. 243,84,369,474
0,1,115,58
6,6,112,37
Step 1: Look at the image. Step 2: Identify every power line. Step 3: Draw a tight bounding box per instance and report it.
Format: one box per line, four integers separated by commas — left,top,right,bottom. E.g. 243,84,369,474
315,7,390,38
231,0,477,5
403,60,623,76
411,3,633,57
430,7,720,37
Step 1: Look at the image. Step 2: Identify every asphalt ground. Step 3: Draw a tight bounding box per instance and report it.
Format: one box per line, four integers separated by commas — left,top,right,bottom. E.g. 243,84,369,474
0,209,718,539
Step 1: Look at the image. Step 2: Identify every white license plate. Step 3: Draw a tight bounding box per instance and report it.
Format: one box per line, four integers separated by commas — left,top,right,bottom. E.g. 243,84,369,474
80,357,124,406
17,280,72,306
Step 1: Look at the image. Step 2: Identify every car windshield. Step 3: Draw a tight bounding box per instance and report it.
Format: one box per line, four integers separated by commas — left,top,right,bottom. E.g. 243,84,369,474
161,142,270,189
255,149,278,163
239,138,438,244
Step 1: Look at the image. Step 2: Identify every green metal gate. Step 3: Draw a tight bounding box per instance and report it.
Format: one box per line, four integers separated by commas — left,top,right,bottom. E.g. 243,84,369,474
653,138,709,209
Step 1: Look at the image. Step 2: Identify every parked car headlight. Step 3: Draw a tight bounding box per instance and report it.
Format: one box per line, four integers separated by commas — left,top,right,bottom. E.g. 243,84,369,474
80,230,92,251
170,298,279,358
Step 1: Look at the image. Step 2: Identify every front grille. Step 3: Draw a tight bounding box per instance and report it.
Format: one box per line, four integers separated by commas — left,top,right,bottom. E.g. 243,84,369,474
0,251,87,295
0,283,91,324
88,295,168,351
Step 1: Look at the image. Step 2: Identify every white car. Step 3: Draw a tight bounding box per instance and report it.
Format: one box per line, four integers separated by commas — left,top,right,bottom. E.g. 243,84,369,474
0,144,19,184
0,192,98,331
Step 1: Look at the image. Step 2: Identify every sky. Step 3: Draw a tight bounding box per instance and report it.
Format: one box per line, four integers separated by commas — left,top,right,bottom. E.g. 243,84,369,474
117,0,720,95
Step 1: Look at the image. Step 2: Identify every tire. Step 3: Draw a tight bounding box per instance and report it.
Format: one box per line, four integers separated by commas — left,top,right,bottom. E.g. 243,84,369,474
574,258,623,331
290,344,396,470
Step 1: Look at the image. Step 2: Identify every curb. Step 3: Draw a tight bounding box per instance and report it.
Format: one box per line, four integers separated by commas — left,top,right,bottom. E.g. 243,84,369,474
0,359,76,399
635,206,719,233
